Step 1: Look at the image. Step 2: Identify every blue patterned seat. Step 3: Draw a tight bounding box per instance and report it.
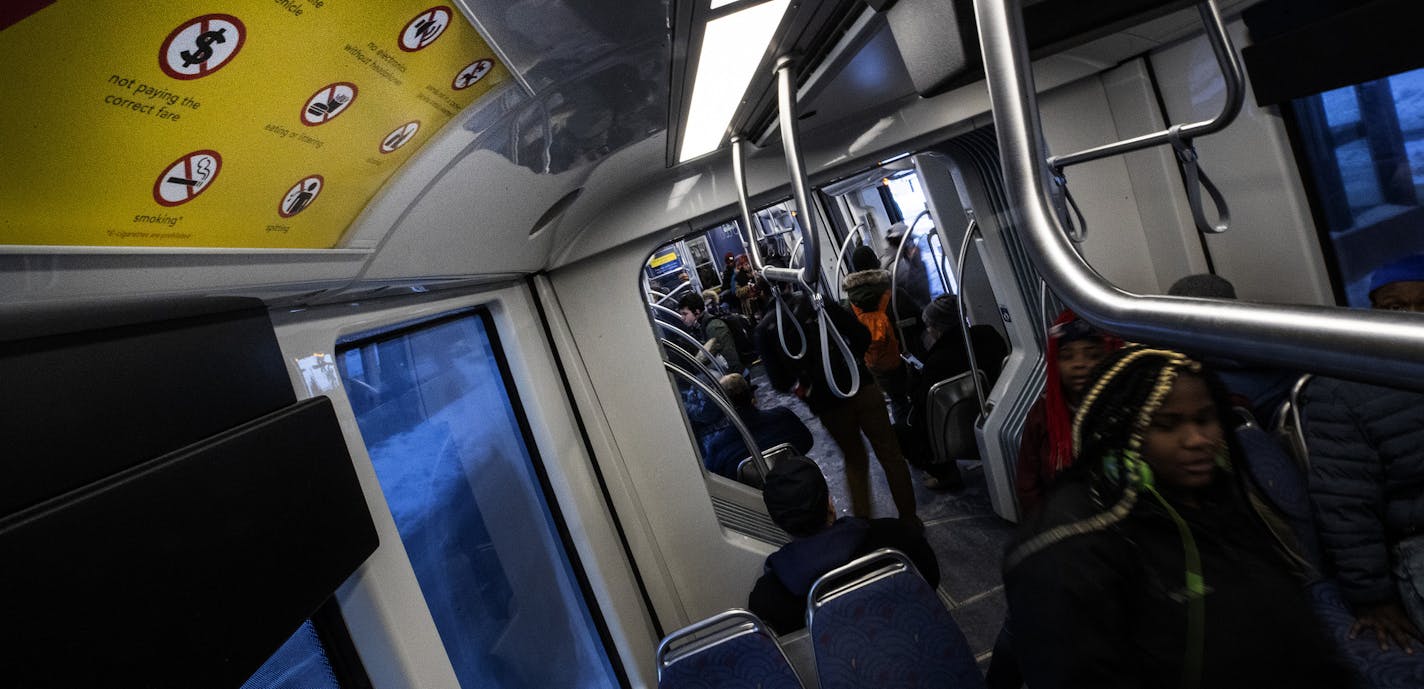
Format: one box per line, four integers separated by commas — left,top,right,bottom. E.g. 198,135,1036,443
809,549,984,689
657,609,806,689
1309,579,1424,688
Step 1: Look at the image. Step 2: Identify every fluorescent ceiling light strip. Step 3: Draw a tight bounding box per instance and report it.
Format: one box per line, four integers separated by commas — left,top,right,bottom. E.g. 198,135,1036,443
709,0,740,8
678,0,792,163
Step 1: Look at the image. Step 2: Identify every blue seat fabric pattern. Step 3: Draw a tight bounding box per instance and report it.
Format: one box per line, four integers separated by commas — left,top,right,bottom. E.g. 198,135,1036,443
659,628,803,689
811,570,985,689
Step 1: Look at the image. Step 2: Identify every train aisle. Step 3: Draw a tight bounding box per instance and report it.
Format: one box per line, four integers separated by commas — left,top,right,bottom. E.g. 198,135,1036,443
746,364,1015,667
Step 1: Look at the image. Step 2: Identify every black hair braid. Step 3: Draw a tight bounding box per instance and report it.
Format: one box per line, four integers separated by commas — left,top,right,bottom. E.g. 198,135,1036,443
1006,345,1210,571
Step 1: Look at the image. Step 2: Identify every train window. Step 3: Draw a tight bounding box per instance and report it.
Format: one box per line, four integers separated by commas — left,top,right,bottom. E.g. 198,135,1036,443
241,601,371,689
336,312,621,689
240,621,342,689
881,171,957,297
1291,66,1424,306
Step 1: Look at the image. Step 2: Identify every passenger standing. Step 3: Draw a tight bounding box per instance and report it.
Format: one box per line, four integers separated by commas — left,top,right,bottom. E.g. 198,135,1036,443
748,457,938,634
1305,253,1424,651
755,281,921,527
1015,311,1117,517
677,292,744,374
1005,346,1353,689
843,245,912,423
884,225,932,359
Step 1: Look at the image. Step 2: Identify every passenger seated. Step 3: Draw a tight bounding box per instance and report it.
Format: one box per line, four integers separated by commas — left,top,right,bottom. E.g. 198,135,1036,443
701,373,814,480
1166,273,1296,422
900,294,1008,488
1005,346,1353,688
1015,311,1118,517
748,457,939,635
1305,254,1424,653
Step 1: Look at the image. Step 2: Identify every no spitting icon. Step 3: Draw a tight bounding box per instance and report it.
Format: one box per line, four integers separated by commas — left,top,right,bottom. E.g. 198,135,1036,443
399,6,452,52
452,59,493,90
153,150,221,207
159,14,246,80
280,175,324,218
380,121,421,154
302,82,358,126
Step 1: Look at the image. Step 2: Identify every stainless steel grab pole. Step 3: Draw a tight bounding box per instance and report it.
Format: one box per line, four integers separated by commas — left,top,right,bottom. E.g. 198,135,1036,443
973,0,1424,389
1047,1,1244,170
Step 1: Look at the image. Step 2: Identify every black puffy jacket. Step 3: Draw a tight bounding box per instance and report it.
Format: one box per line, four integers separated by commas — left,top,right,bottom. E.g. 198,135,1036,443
1304,377,1424,606
1006,477,1352,689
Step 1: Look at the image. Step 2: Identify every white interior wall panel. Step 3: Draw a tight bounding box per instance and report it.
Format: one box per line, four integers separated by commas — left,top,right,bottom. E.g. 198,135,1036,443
547,243,776,629
1037,77,1162,294
1149,22,1334,305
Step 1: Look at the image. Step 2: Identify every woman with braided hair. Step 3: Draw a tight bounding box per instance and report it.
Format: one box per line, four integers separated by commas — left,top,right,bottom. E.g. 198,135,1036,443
1003,346,1352,689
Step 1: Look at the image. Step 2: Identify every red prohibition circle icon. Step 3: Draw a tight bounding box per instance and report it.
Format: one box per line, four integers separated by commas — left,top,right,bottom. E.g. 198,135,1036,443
399,6,453,52
153,150,222,207
279,175,324,218
301,82,358,126
159,14,246,80
452,59,493,90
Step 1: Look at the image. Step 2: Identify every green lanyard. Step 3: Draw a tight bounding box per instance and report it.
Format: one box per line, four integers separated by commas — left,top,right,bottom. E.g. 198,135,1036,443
1145,485,1206,689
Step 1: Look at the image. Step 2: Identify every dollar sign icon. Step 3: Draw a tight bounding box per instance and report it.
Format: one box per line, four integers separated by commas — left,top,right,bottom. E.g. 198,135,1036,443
180,27,227,68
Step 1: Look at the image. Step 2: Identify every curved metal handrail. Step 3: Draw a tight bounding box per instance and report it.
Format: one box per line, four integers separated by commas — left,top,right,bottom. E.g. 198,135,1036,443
1045,2,1244,170
954,219,988,412
656,280,693,306
832,223,867,299
663,361,770,481
658,337,725,391
731,137,808,361
773,56,822,288
650,303,730,377
890,210,934,355
973,0,1424,389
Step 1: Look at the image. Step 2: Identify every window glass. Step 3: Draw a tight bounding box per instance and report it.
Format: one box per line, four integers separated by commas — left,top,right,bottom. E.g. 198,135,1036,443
1292,66,1424,306
337,313,620,689
241,621,340,689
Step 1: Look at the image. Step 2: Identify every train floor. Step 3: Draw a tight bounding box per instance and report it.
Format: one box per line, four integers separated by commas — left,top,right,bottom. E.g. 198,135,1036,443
746,364,1017,668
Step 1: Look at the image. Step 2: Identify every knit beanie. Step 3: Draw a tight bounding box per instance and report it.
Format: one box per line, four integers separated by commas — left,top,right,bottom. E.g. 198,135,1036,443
1368,254,1424,297
763,457,830,537
1167,273,1237,299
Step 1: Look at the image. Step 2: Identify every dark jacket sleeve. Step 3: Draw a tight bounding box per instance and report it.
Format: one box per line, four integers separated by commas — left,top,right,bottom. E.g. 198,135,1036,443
1015,398,1050,517
749,569,807,635
1304,379,1396,605
756,319,798,393
1006,533,1138,689
766,406,814,456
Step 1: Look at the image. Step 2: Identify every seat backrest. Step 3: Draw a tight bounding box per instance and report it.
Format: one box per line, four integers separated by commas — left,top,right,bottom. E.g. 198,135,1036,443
808,549,985,689
926,370,984,464
657,609,806,689
736,442,799,490
1235,421,1324,570
1273,374,1314,471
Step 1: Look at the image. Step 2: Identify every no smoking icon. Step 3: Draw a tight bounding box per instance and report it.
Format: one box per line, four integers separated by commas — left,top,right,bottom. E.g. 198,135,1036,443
153,150,221,207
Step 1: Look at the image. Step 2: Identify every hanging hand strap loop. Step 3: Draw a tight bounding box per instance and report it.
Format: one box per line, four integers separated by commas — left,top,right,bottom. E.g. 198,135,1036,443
1051,168,1089,243
1168,124,1230,235
811,290,861,399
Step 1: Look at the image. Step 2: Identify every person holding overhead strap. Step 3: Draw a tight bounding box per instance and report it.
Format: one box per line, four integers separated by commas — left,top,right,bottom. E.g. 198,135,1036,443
1005,346,1351,689
756,279,921,528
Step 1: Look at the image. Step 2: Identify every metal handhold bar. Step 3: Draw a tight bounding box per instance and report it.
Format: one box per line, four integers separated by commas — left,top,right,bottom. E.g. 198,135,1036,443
731,136,808,360
955,219,988,412
832,222,866,299
772,55,822,288
658,337,726,392
973,0,1424,389
650,303,730,377
1046,1,1244,170
663,360,770,482
655,280,692,306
